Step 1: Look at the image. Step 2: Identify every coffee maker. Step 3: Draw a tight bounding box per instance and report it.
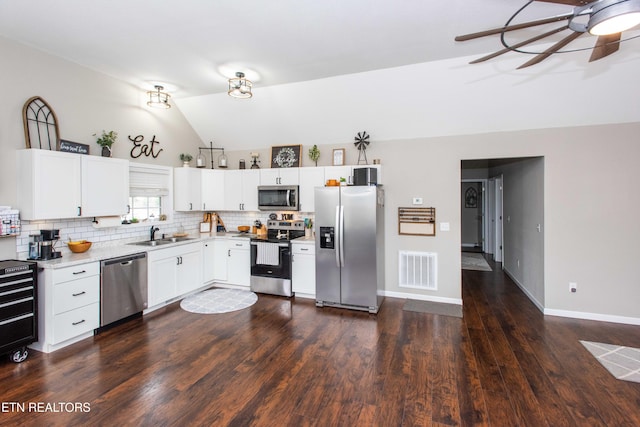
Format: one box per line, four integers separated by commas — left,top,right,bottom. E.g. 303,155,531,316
28,229,62,260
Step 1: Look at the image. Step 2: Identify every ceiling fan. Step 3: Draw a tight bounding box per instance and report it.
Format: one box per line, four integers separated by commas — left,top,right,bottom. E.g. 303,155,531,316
455,0,640,69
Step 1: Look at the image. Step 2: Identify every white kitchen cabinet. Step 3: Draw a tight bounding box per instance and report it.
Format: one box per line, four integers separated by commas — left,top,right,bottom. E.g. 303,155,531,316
292,241,316,296
81,155,130,217
148,242,203,307
203,238,228,283
201,169,225,211
32,262,100,353
17,149,129,220
298,167,325,212
224,169,260,211
175,168,225,212
260,168,299,186
174,167,202,211
227,238,250,287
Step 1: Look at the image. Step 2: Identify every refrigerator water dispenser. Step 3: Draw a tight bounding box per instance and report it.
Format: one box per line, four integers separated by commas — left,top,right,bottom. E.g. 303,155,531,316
320,227,334,249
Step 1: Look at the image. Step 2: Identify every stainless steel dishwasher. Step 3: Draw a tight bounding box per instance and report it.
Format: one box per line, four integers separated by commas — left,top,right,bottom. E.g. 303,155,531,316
100,253,147,327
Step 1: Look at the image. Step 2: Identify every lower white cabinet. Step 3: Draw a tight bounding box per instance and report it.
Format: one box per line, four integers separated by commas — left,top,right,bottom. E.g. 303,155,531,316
292,242,316,296
32,262,100,353
203,239,228,283
227,239,250,287
148,242,203,307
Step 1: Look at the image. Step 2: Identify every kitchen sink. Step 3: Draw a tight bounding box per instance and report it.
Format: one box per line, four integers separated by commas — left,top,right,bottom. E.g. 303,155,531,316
129,237,194,247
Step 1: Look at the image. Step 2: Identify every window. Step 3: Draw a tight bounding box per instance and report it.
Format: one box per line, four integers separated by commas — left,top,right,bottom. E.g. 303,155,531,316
126,163,172,223
124,196,162,222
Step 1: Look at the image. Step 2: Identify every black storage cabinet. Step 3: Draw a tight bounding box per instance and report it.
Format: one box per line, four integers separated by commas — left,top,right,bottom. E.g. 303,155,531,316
0,260,38,362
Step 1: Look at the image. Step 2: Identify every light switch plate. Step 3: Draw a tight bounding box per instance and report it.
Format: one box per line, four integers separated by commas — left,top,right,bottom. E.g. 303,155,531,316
440,222,450,231
412,197,423,205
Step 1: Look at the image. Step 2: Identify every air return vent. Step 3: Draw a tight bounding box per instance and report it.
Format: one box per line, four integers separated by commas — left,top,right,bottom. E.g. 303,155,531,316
399,251,437,290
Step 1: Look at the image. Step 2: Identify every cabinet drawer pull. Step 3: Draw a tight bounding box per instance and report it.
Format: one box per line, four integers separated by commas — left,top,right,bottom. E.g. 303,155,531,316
72,319,86,326
72,270,87,275
72,291,86,297
235,243,243,247
301,248,309,251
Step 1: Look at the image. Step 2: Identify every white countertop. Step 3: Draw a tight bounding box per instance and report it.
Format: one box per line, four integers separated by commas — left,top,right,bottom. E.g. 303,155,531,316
34,232,250,269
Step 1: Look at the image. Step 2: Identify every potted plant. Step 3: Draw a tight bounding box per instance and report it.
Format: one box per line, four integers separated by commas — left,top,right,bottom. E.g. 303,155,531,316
95,130,117,157
180,153,193,167
308,145,320,166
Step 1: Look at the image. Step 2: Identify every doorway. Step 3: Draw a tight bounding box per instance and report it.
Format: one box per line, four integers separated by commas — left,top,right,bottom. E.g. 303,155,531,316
461,180,485,252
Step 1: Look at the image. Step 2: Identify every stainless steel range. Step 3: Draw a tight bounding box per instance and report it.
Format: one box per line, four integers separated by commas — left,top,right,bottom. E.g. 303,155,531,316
250,220,305,297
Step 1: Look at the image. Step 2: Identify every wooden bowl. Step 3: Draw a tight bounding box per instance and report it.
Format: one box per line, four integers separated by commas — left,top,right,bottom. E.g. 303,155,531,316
237,226,250,233
67,240,92,253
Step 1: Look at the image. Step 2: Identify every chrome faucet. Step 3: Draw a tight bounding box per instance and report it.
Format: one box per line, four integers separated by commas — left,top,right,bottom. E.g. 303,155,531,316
150,226,160,241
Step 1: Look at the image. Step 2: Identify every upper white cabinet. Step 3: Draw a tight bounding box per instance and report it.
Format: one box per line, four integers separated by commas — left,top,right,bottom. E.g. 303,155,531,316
201,169,225,211
224,169,259,211
17,149,129,220
298,167,325,212
174,167,202,212
260,168,299,186
81,155,130,217
174,168,225,212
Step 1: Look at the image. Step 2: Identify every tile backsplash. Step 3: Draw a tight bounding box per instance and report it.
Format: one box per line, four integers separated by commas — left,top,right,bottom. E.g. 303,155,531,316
16,210,314,258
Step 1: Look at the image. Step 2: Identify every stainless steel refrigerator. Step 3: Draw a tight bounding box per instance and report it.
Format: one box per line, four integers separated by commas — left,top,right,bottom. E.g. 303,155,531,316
315,185,384,313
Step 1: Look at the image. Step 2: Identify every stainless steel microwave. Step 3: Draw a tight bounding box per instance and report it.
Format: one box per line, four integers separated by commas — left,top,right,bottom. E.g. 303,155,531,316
258,185,299,211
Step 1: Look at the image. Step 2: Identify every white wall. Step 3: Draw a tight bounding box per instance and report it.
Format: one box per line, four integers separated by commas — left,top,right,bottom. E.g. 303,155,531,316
0,36,203,258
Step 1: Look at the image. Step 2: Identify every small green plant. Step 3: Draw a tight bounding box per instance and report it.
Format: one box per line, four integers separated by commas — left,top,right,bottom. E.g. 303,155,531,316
94,130,117,148
130,217,139,223
179,153,193,162
308,145,320,166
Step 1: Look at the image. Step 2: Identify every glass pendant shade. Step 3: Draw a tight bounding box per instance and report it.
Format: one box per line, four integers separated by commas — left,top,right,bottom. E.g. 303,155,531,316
228,72,253,99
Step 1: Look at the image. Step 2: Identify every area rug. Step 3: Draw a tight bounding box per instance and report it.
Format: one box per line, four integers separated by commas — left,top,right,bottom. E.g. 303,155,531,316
403,299,463,318
180,288,258,314
462,253,492,271
581,341,640,383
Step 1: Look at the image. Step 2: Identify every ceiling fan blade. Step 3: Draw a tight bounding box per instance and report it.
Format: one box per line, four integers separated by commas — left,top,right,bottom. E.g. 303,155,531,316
517,31,584,69
469,25,569,64
589,32,621,62
455,13,573,42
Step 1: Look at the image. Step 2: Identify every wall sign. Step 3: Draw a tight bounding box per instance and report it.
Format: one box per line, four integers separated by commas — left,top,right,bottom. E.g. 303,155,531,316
59,140,89,155
129,134,163,159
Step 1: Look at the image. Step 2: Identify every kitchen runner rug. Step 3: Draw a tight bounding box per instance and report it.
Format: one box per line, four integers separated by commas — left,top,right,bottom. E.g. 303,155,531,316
462,253,492,271
180,288,258,314
403,300,463,318
581,341,640,383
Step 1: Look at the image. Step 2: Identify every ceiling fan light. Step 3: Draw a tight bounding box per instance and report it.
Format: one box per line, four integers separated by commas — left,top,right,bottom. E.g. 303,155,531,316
588,0,640,35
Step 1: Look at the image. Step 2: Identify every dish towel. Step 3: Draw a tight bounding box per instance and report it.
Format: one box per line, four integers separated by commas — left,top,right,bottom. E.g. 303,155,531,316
256,242,280,266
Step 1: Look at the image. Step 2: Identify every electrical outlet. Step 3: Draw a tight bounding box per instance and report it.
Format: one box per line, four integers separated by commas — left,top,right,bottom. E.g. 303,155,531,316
570,282,577,293
412,197,423,205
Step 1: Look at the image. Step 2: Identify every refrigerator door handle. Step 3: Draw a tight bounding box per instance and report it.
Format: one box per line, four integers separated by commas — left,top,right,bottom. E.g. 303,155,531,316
335,205,341,268
339,206,345,267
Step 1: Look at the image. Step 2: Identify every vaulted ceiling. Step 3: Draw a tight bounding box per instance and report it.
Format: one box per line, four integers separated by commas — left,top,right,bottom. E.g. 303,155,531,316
0,0,582,98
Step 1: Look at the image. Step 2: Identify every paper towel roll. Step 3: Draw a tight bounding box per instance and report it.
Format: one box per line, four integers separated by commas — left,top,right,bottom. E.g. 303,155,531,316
92,216,122,228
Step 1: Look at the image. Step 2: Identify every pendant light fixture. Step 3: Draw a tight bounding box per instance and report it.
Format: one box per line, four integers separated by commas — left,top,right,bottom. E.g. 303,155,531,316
147,85,171,109
228,72,253,99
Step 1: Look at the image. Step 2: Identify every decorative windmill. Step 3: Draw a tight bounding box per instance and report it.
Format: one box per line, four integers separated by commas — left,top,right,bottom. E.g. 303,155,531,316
354,131,370,165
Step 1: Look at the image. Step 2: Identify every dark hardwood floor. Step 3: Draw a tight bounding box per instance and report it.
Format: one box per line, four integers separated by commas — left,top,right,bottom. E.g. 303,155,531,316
2,258,640,426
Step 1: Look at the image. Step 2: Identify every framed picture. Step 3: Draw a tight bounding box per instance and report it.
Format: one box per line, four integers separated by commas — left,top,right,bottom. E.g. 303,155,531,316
271,144,302,168
333,148,345,166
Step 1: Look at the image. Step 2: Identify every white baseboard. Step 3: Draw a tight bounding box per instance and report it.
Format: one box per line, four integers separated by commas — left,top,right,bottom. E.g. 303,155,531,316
503,269,640,326
544,308,640,326
382,289,462,306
